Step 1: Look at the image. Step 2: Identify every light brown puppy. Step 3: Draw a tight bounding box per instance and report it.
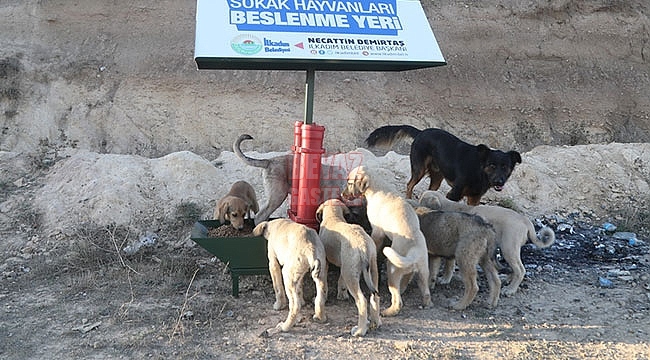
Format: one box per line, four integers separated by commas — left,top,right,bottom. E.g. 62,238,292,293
214,180,259,230
419,190,555,296
415,206,501,310
316,199,381,337
342,166,432,317
253,219,327,334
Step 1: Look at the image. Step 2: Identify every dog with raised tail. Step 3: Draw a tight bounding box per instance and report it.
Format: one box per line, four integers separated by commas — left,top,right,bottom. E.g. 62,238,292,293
342,165,432,317
419,190,555,296
366,125,521,205
233,134,347,224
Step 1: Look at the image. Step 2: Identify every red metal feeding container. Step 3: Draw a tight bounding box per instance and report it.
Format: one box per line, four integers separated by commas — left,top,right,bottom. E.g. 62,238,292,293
288,122,325,230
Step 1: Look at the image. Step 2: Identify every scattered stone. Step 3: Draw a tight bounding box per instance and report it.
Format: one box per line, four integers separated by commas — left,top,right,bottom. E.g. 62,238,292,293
123,231,158,255
599,277,614,288
72,321,102,333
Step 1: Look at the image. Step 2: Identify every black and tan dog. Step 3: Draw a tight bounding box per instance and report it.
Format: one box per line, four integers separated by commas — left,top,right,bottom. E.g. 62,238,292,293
366,125,522,205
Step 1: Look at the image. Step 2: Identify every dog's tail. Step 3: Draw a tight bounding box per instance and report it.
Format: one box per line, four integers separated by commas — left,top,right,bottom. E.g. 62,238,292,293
527,223,556,248
361,259,378,295
311,258,322,281
233,134,271,169
382,246,418,272
365,125,422,148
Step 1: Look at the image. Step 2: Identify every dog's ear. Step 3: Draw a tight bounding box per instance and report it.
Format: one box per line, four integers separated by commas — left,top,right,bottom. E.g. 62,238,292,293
341,203,350,217
420,193,442,210
217,201,229,223
315,203,325,223
405,198,420,208
252,221,267,236
477,144,491,163
509,150,522,164
249,199,259,213
357,174,369,193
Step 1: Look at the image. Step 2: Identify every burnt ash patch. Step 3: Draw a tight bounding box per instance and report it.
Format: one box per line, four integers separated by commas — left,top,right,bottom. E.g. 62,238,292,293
519,216,649,275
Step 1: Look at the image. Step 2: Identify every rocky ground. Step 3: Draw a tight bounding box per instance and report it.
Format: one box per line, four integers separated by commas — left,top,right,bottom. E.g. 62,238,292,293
1,0,650,358
1,146,649,359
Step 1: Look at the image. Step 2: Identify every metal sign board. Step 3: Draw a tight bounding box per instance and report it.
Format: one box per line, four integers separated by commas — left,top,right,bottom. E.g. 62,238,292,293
195,0,446,71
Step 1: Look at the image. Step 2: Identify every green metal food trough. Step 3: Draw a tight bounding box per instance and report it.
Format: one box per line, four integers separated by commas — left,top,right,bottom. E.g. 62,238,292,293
191,220,269,297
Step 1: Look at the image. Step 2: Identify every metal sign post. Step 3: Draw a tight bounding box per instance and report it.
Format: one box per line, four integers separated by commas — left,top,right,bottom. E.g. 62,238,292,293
304,69,315,125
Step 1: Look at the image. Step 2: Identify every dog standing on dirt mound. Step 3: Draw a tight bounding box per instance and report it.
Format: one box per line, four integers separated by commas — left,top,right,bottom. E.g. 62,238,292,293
365,125,522,205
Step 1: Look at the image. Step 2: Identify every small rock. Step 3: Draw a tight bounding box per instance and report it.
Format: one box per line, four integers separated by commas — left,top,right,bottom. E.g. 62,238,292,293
599,277,614,288
602,222,617,232
607,269,631,277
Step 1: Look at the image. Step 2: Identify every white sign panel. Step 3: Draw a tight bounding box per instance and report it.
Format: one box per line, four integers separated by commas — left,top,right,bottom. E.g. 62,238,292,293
195,0,446,71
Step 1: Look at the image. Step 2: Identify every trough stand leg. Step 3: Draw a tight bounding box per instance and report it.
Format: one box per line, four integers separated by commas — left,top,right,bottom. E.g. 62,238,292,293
231,273,240,298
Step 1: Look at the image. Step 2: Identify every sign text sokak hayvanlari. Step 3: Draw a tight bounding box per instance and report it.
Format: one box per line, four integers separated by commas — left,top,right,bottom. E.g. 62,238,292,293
228,0,402,35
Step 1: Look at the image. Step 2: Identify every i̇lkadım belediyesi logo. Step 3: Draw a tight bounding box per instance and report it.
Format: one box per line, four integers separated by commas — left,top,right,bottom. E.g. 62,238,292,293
231,34,263,55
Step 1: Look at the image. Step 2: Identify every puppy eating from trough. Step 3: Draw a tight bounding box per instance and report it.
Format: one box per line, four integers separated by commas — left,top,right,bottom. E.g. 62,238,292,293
252,219,327,335
342,165,432,317
413,206,501,310
213,180,259,230
316,199,381,337
365,125,521,205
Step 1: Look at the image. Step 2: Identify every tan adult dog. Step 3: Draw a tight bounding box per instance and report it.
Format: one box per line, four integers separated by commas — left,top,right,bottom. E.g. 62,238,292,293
316,199,381,336
234,134,348,224
342,165,432,317
213,180,259,230
415,206,501,310
419,190,555,296
252,219,327,334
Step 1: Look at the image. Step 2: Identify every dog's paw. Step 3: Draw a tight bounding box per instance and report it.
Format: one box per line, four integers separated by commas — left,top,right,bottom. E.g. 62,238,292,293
312,313,327,323
437,276,452,285
336,291,349,300
451,301,469,311
502,286,517,297
278,322,293,332
381,307,401,317
350,325,368,337
421,295,433,309
273,301,287,311
487,296,500,308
